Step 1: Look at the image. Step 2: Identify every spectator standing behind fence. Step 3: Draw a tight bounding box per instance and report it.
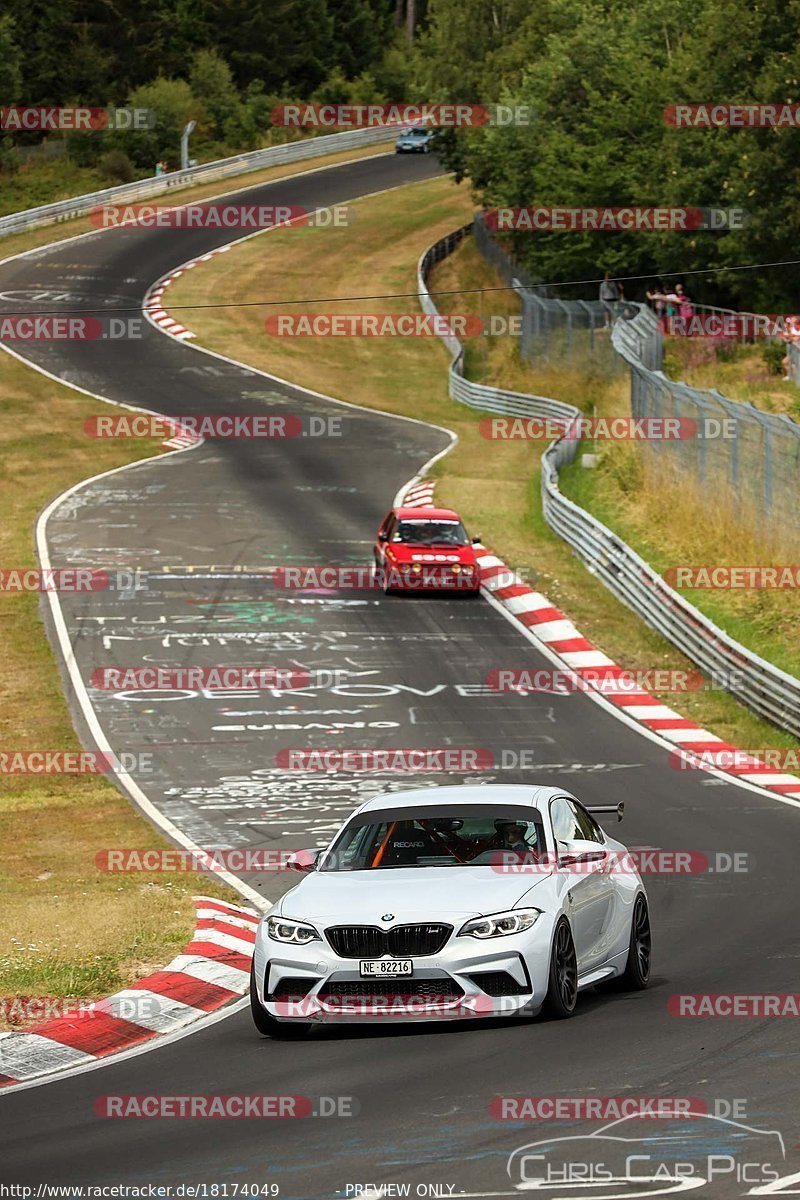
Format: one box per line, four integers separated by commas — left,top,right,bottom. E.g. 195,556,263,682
780,314,800,379
647,283,693,333
600,271,619,327
675,284,693,323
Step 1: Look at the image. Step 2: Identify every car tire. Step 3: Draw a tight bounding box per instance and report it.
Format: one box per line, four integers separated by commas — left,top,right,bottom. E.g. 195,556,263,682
250,965,312,1039
542,918,578,1019
620,894,651,990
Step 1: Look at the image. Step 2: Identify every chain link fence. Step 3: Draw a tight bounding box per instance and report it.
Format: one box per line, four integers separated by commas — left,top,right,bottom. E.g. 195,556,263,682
613,309,800,537
788,341,800,385
472,213,634,373
473,215,800,541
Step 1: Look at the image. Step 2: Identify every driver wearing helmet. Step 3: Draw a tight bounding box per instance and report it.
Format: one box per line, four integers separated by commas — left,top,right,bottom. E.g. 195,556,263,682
493,819,536,856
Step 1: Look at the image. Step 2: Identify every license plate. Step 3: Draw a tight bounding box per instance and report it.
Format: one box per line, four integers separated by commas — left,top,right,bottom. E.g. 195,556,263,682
359,959,413,977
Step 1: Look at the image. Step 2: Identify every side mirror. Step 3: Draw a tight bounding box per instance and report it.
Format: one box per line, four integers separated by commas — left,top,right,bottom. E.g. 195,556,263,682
471,536,481,544
557,842,607,871
286,849,321,873
377,532,388,542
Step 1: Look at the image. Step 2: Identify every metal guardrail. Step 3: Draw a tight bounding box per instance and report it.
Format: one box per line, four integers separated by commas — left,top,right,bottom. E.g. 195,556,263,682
418,227,800,739
0,126,394,238
418,227,578,424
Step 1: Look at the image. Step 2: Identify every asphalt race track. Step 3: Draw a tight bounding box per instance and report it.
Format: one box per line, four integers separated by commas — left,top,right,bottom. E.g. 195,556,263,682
1,152,799,1198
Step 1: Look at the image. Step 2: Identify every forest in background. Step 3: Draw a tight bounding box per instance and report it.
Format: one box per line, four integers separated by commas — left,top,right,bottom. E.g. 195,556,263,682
2,0,799,307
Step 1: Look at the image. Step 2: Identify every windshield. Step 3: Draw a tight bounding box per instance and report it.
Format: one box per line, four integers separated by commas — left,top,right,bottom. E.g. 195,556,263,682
320,806,546,871
393,519,469,546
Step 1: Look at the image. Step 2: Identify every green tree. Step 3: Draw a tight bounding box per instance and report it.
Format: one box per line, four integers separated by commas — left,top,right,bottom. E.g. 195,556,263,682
326,0,395,80
0,14,22,100
111,77,199,171
189,49,244,142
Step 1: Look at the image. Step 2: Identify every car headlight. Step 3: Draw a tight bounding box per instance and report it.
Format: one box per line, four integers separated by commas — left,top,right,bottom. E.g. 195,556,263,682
458,908,541,939
409,563,422,572
266,916,320,945
452,564,462,573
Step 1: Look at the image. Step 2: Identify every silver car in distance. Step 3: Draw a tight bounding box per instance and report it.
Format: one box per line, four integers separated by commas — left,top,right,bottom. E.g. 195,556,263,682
250,784,651,1037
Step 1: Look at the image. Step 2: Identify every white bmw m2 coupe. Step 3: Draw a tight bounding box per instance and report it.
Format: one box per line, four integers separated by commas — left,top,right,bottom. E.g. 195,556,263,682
250,784,651,1036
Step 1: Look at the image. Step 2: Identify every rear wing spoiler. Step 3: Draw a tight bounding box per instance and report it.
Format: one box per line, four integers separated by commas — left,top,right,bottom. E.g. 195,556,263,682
586,803,625,823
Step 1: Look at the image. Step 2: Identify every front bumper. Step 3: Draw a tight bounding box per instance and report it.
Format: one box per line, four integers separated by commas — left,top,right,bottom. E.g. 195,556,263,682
253,920,553,1024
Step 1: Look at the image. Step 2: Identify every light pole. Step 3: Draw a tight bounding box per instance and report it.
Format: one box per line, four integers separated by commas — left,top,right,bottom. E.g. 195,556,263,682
180,120,196,171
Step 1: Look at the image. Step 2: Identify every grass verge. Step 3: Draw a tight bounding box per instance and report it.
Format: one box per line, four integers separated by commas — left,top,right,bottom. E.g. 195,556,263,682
165,175,798,757
0,350,238,1028
0,139,394,1027
0,351,239,1025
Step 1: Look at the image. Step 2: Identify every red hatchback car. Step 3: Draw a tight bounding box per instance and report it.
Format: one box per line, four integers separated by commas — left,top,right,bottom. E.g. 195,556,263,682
373,506,482,594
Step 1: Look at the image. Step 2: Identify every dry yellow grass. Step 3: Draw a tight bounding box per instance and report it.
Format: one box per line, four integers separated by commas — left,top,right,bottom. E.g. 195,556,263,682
665,338,800,417
0,330,235,1027
0,139,394,1024
563,442,800,676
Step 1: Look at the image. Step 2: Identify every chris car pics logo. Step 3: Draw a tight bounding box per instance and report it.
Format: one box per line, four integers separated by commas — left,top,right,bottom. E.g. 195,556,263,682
506,1112,793,1195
